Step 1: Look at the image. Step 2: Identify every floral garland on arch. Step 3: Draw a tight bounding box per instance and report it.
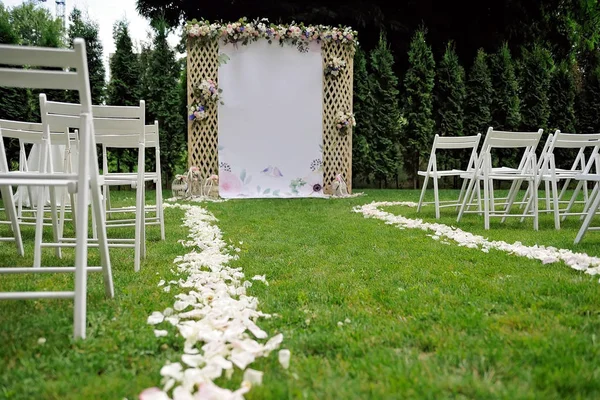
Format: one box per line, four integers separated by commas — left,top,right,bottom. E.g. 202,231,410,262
185,18,358,52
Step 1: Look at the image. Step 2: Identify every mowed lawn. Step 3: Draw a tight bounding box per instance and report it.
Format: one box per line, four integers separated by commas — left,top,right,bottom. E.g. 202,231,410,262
1,189,600,399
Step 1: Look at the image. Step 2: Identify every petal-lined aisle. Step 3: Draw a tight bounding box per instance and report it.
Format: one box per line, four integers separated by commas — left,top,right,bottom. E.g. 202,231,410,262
142,202,287,400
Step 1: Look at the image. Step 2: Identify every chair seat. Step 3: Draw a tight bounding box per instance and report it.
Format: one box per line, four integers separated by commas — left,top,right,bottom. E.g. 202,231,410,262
418,169,467,177
574,174,600,181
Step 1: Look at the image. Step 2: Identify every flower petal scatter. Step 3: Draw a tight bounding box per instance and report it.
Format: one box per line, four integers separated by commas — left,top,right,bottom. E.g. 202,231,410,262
185,18,358,48
353,201,600,279
143,203,285,399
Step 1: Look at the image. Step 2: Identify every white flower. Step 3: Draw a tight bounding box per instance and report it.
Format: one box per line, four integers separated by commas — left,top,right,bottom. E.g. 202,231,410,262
37,337,46,345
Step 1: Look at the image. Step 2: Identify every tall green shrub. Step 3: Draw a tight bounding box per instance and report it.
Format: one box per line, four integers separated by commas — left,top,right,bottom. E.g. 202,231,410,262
518,44,553,130
490,43,521,130
369,33,401,186
465,49,493,136
548,61,576,133
352,47,375,184
402,27,435,188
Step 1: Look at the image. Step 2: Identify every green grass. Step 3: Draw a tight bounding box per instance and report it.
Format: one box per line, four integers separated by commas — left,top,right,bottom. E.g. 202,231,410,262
1,189,600,399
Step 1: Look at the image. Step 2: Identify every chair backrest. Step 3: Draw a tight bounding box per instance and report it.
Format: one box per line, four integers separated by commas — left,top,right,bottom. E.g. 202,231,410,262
0,39,92,113
479,127,543,167
144,121,160,148
544,130,600,174
0,119,76,146
425,133,482,173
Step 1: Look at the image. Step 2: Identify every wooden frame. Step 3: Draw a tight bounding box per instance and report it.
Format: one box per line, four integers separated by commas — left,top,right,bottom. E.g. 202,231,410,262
186,28,355,194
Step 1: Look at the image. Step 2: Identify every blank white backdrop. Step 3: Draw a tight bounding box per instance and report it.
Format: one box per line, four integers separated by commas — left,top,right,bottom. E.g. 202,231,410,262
217,40,324,198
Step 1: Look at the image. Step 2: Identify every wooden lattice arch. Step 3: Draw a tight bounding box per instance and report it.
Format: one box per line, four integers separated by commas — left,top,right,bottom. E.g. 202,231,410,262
187,33,354,194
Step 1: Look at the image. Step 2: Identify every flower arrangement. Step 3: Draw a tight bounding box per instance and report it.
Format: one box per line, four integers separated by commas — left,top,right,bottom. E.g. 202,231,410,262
325,57,346,77
336,111,356,135
185,18,358,50
188,103,207,123
193,79,223,105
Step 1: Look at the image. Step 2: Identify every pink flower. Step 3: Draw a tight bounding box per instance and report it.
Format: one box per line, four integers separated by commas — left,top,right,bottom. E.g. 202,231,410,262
219,170,243,195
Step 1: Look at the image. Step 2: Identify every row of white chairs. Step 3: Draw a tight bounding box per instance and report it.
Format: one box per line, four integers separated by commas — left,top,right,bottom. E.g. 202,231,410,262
0,39,165,339
417,127,600,242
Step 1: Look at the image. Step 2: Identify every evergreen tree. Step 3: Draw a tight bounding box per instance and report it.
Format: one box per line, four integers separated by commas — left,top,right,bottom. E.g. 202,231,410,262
352,47,375,184
369,34,401,186
107,20,141,173
489,43,521,130
576,53,600,133
402,27,435,189
518,44,553,130
66,9,106,104
548,61,576,133
465,49,493,136
107,20,140,106
435,42,466,138
434,42,466,172
144,19,186,187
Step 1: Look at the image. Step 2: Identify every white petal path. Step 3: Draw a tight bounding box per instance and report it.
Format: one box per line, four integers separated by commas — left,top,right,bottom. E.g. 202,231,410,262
141,202,287,400
353,201,600,280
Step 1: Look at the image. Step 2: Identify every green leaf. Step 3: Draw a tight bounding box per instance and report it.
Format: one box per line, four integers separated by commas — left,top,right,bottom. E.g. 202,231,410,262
263,188,271,194
272,190,280,196
240,169,246,182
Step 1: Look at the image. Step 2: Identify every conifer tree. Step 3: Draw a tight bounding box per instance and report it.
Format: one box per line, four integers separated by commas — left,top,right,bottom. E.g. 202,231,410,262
490,43,521,130
434,42,466,171
435,41,466,138
66,9,106,104
548,61,576,133
465,49,493,136
369,34,401,186
518,44,553,130
402,27,435,188
352,47,375,184
144,19,186,186
107,20,140,106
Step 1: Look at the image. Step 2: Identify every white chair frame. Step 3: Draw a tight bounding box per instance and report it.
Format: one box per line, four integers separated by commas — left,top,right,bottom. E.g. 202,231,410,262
0,39,114,339
417,133,481,219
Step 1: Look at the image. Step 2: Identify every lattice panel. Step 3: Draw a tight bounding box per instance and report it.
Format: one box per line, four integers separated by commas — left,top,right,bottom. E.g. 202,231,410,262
321,42,354,194
187,39,354,193
187,39,219,179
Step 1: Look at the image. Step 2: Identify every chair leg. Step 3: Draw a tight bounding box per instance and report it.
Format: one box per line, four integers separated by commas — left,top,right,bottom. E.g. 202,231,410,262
156,180,165,241
574,186,600,244
433,176,440,219
1,185,24,256
417,174,429,213
48,186,62,259
33,187,47,268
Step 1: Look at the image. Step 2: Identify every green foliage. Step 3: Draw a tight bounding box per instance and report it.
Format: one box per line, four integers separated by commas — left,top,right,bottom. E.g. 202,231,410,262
8,2,64,47
369,33,401,185
435,42,466,139
107,20,141,106
548,61,576,133
576,55,600,133
490,43,521,130
402,27,435,188
142,20,186,186
518,44,553,130
352,47,375,183
66,9,106,105
465,49,493,136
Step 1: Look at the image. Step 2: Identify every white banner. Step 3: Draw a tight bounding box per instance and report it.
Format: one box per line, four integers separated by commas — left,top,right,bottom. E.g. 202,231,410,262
217,40,324,198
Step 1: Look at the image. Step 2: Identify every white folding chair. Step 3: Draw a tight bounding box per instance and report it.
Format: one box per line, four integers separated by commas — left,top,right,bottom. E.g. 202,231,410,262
0,39,114,339
417,133,481,218
528,131,600,229
101,115,165,242
36,100,148,272
0,119,77,235
458,128,543,230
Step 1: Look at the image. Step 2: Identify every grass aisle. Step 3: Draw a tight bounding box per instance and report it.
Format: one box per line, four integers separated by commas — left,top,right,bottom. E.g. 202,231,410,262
1,189,600,399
